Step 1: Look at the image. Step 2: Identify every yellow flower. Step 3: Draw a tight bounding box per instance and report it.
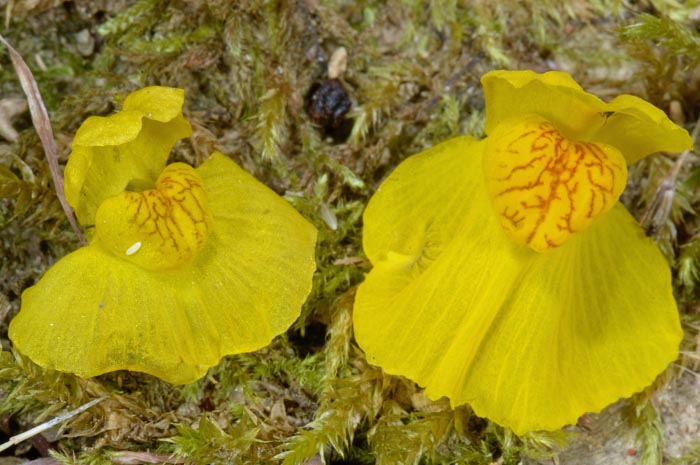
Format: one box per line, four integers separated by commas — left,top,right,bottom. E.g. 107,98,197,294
353,70,692,434
9,87,317,384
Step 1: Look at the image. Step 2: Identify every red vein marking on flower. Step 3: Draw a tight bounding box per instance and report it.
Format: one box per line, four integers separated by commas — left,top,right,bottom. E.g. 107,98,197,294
501,206,525,228
485,119,627,251
119,164,212,264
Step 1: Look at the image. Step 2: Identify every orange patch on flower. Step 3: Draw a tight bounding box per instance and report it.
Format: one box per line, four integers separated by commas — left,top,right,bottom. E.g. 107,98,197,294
484,116,627,251
96,163,212,271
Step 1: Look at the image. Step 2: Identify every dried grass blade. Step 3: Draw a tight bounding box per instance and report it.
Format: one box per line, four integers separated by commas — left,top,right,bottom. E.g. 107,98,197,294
0,34,86,245
0,397,104,453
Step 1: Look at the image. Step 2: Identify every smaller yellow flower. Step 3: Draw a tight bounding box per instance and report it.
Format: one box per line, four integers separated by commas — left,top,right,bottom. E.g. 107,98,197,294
353,70,692,434
9,87,317,384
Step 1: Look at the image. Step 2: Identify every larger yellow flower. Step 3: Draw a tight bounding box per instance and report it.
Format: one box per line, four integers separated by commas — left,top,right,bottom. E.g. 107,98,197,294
353,70,692,434
9,87,317,384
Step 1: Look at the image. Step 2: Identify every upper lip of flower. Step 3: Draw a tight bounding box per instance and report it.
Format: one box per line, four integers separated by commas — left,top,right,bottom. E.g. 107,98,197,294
63,86,193,229
481,69,692,164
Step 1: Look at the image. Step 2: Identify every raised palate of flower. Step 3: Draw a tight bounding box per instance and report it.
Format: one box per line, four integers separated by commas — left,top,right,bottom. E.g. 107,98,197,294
352,70,692,434
9,87,318,384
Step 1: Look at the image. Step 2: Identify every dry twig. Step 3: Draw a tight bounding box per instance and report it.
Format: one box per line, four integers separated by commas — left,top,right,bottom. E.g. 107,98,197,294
0,397,104,453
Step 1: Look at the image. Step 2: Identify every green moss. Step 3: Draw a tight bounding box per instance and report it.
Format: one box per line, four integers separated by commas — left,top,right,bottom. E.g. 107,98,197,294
168,414,262,464
277,369,385,464
633,398,664,465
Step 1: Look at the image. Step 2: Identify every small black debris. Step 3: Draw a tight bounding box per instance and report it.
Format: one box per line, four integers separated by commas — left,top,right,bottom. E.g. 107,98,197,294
307,79,351,130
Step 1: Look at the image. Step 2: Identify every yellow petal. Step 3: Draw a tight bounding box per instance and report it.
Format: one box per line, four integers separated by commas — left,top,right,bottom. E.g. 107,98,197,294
122,86,189,123
483,115,627,251
64,87,192,227
193,152,318,350
10,152,317,384
354,140,681,434
72,111,146,147
460,204,681,434
357,135,523,393
591,94,693,164
9,245,212,384
482,70,692,165
482,70,607,140
362,136,483,264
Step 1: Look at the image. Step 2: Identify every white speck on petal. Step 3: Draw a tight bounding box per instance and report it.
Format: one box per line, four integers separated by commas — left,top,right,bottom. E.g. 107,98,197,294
125,241,142,256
